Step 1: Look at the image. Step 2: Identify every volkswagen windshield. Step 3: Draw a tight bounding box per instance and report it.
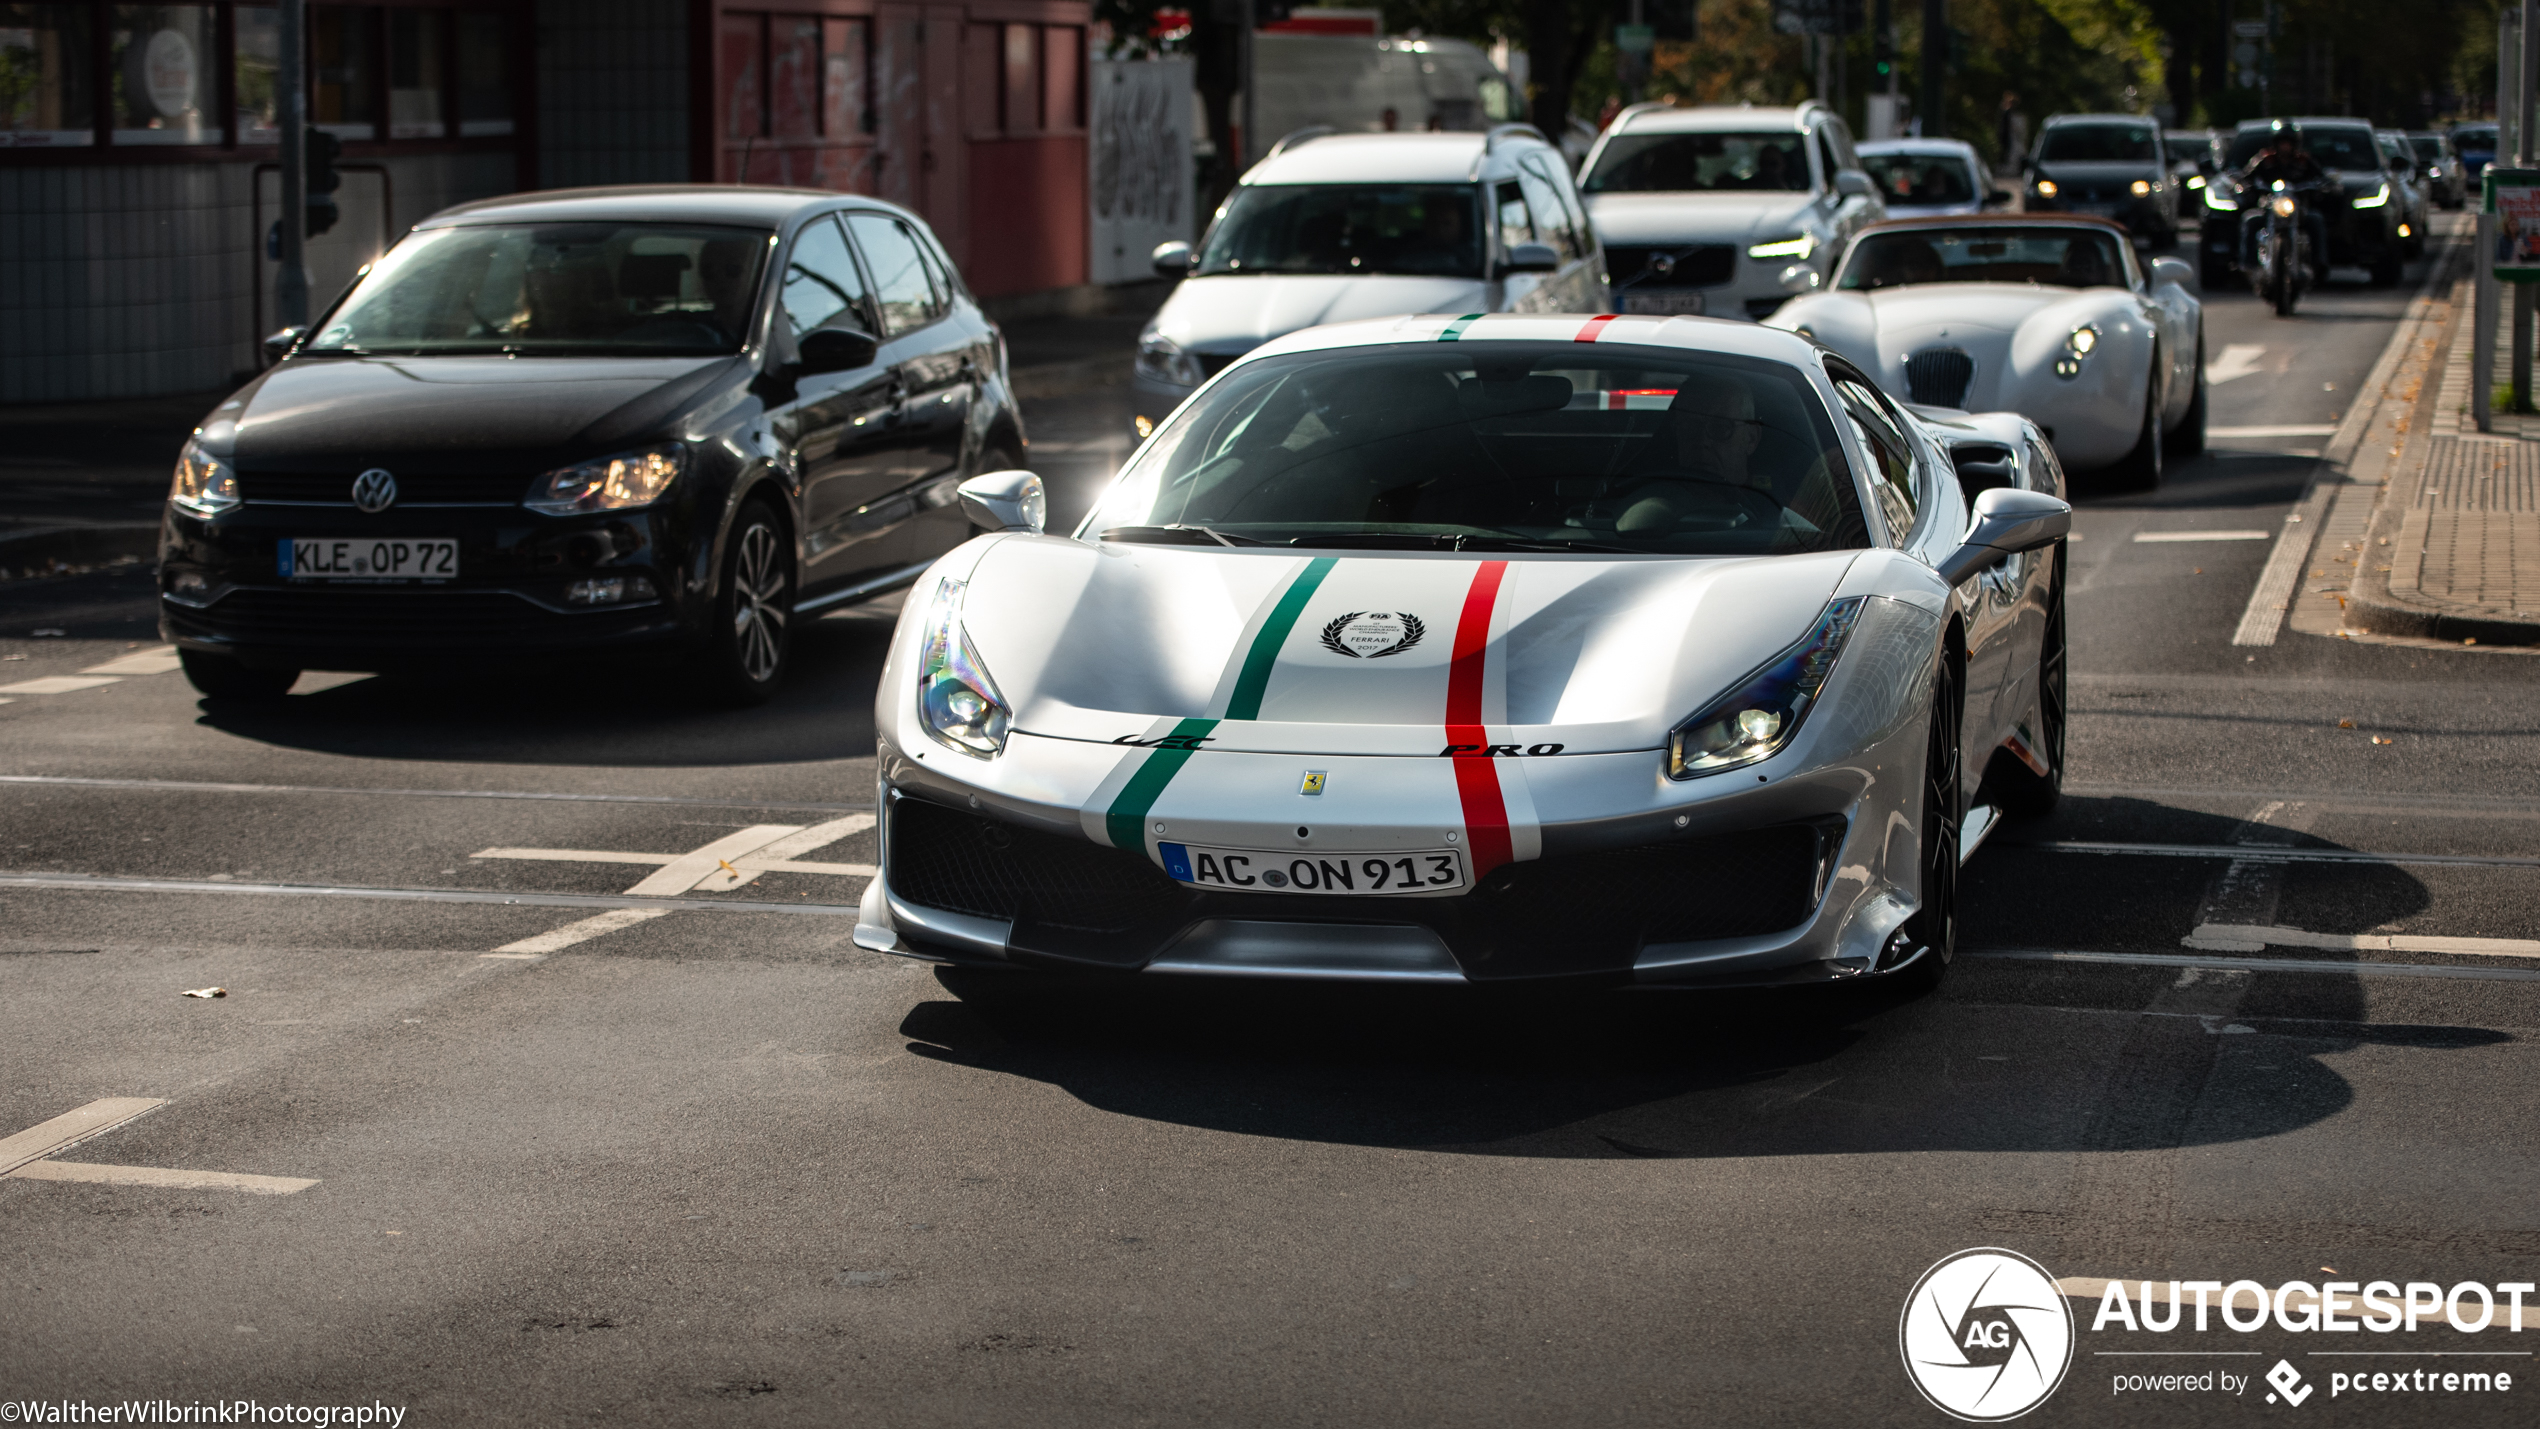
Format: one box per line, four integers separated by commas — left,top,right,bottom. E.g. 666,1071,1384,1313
1583,132,1814,193
1192,185,1483,278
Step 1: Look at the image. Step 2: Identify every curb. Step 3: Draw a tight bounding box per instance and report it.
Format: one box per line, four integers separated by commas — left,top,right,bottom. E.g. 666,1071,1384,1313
0,523,160,580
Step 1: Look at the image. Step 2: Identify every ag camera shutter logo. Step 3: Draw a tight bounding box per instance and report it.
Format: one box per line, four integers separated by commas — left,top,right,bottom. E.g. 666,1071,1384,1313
1900,1248,2075,1421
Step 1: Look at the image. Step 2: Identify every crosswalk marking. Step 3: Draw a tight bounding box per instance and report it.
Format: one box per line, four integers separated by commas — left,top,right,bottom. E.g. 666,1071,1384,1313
0,1099,317,1196
0,675,120,695
80,647,184,676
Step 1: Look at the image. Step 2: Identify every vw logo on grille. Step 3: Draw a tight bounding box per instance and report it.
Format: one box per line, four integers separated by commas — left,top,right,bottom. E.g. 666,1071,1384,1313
350,469,398,513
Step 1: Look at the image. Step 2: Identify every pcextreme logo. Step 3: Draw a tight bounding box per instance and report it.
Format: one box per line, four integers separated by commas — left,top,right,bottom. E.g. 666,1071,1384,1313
1900,1248,2077,1421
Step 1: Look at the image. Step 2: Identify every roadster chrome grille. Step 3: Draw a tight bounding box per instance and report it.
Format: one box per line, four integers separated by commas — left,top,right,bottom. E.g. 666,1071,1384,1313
1905,347,1976,408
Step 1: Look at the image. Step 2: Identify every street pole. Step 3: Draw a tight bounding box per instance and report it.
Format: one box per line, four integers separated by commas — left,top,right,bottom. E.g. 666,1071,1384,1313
275,0,307,330
1917,0,1944,138
2480,8,2512,432
1238,0,1255,172
2519,0,2537,412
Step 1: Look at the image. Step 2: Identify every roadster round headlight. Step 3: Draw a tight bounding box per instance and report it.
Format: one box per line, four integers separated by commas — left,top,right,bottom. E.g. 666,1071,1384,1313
2270,195,2298,217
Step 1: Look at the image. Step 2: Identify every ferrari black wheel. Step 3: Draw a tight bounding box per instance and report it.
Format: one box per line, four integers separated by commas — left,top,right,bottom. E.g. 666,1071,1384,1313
696,502,796,706
179,649,298,703
1997,545,2066,819
1894,656,1963,996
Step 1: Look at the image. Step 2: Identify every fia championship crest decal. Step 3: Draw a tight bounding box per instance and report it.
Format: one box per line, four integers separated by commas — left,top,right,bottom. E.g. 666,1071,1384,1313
1319,611,1426,659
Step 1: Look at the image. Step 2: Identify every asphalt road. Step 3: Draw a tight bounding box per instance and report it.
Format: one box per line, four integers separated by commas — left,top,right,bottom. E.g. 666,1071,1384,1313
2,228,2536,1427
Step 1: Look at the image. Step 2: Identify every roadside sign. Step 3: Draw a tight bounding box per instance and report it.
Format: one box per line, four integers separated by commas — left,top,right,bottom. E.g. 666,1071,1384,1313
1614,22,1654,52
2488,169,2540,281
2232,19,2268,36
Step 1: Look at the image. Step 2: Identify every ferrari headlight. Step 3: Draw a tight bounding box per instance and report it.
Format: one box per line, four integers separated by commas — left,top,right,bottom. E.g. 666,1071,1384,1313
2352,181,2390,208
2033,179,2059,198
1666,598,1864,779
2054,324,2099,380
169,439,239,517
917,577,1010,758
525,444,684,515
2130,179,2152,195
2269,195,2299,217
1135,330,1205,388
1747,232,1817,261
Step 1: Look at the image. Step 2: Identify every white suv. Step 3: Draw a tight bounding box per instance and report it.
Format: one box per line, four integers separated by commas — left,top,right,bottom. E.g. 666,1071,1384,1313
1577,101,1884,322
1136,125,1608,426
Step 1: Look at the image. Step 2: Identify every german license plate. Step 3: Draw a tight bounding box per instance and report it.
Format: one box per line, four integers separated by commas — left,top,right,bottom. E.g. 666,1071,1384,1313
1621,290,1705,315
1158,843,1467,895
280,537,457,581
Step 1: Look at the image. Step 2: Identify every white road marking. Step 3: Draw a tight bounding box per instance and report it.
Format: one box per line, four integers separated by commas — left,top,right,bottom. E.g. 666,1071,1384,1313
2187,923,2540,958
471,812,881,890
0,772,873,816
6,1160,316,1195
491,906,675,955
0,675,120,695
618,825,807,896
2132,530,2272,543
0,1098,167,1177
477,847,678,866
291,671,373,694
0,871,863,916
2204,344,2267,385
1967,948,2540,983
713,813,876,889
2006,840,2540,870
2206,424,2338,438
2232,502,2333,648
80,646,182,676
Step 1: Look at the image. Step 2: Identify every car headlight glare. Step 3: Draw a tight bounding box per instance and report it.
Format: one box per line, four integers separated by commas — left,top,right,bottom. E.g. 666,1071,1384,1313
2270,195,2299,217
169,439,240,517
2352,182,2390,208
2187,174,2207,189
2130,179,2152,195
1747,232,1817,261
2053,324,2099,381
526,444,685,516
1135,331,1206,388
917,577,1010,758
1667,598,1864,779
2204,179,2239,210
2033,179,2059,197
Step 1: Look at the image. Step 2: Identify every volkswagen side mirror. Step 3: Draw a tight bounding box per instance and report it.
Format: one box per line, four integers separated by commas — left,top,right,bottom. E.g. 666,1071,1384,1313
261,325,307,365
1936,487,2071,586
1834,170,1874,199
798,326,879,376
1151,241,1193,278
1498,242,1560,276
958,469,1047,535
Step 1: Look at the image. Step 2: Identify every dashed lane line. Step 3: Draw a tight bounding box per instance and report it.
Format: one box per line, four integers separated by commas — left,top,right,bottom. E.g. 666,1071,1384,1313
79,647,183,676
0,773,873,815
2187,923,2540,959
486,906,676,957
0,871,863,916
2207,424,2339,438
0,1099,318,1196
1968,948,2540,983
2131,530,2272,543
0,1097,166,1177
0,675,121,695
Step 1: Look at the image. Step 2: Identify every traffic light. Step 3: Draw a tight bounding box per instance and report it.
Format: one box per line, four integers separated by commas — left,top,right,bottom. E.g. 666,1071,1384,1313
305,127,342,239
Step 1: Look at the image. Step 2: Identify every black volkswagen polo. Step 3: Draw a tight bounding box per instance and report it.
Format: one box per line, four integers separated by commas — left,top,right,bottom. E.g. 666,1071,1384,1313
159,185,1026,703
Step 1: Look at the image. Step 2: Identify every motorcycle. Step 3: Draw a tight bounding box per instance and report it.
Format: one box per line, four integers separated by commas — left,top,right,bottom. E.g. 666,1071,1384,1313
2244,180,2323,317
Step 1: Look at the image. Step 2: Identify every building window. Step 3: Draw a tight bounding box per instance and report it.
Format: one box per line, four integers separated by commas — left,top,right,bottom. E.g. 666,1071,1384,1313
719,10,762,141
453,9,507,136
387,8,445,139
822,17,867,137
235,4,277,142
770,15,818,137
1043,24,1078,131
109,4,214,145
310,4,374,140
0,4,96,147
1000,23,1035,135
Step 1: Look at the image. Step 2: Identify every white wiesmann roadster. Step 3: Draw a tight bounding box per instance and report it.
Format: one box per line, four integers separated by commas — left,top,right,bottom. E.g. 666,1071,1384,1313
1768,216,2205,488
853,314,2073,991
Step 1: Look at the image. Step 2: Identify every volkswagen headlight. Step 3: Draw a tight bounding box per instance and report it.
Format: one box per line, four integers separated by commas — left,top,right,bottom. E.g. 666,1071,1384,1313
1746,232,1817,261
169,439,239,517
2033,179,2059,198
917,577,1010,758
525,444,684,516
1667,598,1864,779
2054,325,2099,380
1136,330,1205,388
2352,181,2391,208
2130,179,2152,195
2270,195,2299,217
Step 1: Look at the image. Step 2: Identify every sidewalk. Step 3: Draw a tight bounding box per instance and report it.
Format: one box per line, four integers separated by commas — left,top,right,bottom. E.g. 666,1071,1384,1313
2322,253,2540,646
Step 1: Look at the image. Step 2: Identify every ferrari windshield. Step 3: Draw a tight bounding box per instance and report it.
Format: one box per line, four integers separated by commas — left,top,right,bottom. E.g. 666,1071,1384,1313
1193,185,1483,278
1085,342,1869,557
2036,125,2158,163
1582,132,1814,193
306,222,771,356
1840,228,2128,290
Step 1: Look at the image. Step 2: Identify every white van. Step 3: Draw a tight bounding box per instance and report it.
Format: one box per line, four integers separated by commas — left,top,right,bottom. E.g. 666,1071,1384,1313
1252,34,1520,139
1135,127,1608,426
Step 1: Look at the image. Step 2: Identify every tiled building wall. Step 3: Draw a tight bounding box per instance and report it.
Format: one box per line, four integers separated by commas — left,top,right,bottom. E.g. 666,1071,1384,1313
539,0,694,189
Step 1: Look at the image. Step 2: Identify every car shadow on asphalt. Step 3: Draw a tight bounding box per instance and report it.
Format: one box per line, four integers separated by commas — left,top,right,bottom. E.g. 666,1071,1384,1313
2065,451,2314,510
189,604,900,767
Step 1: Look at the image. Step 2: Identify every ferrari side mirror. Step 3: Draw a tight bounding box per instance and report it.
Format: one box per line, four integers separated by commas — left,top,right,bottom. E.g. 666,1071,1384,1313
958,469,1047,535
1936,486,2071,586
1151,241,1194,278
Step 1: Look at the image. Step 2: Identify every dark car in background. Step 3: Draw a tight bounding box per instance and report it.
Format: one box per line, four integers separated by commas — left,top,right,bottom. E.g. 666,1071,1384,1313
159,187,1025,705
2452,124,2499,188
2022,114,2180,247
2164,128,2218,218
2201,119,2410,289
2409,130,2467,210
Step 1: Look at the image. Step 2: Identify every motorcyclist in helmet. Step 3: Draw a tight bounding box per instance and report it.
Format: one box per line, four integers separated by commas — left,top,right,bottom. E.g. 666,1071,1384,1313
2238,129,2330,281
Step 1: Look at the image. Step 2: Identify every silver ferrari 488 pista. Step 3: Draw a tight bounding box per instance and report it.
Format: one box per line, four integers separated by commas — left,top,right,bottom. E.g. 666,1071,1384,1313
853,313,2072,992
